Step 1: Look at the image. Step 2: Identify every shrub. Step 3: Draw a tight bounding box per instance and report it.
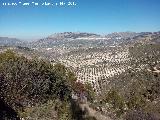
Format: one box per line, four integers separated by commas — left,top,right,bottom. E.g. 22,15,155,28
125,110,160,120
0,50,72,112
105,89,125,117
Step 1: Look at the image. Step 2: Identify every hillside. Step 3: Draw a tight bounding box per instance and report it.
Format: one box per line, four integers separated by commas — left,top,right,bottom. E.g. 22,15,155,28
31,32,139,48
0,37,26,47
0,50,99,120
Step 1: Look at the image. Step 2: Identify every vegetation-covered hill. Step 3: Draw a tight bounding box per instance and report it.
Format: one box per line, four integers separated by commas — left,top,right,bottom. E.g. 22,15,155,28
0,50,96,120
94,43,160,120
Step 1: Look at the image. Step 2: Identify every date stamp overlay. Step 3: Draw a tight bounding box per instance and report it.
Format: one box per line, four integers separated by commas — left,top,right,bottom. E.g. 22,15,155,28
0,1,77,7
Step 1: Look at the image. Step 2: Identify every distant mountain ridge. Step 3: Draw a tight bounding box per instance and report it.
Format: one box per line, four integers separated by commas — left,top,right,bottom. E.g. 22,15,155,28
0,37,26,47
105,32,139,39
1,31,160,48
48,32,100,39
31,32,140,48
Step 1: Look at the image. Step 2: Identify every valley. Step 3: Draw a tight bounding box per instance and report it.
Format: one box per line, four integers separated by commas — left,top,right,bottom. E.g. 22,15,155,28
0,31,160,119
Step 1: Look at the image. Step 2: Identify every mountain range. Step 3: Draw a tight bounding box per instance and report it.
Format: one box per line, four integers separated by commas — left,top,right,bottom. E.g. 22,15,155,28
0,31,160,48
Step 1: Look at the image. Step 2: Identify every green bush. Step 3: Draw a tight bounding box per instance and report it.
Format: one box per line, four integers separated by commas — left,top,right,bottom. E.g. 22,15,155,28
20,100,58,120
0,50,72,112
105,89,125,117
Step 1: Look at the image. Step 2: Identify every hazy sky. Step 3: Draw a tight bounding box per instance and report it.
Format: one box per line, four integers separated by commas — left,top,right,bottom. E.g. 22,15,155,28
0,0,160,40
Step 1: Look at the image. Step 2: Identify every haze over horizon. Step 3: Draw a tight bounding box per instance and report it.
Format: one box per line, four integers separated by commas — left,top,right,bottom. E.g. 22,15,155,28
0,0,160,40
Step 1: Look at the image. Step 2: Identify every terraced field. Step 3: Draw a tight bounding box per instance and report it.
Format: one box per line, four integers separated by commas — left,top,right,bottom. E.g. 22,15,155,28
51,46,131,91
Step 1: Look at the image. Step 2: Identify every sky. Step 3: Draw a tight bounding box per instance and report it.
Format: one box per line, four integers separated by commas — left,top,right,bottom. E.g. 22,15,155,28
0,0,160,40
